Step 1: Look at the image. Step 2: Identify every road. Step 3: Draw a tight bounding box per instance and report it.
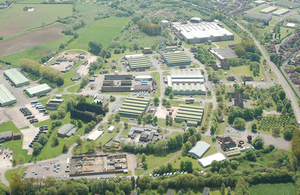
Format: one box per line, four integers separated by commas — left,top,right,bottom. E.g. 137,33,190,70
234,20,300,121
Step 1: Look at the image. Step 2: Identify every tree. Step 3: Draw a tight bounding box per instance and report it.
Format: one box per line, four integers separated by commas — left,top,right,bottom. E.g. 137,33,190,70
18,155,25,164
278,90,286,101
283,128,293,140
89,41,103,55
251,123,257,130
76,137,82,146
77,120,83,128
62,143,69,153
38,134,48,146
221,183,226,195
245,149,256,161
169,93,174,99
252,136,264,149
181,122,187,131
115,114,121,121
137,116,142,125
229,95,232,102
154,139,168,154
124,121,129,130
157,185,165,195
228,187,232,195
153,116,158,125
165,115,169,126
142,153,146,162
33,142,43,155
165,86,172,95
154,97,160,105
53,136,59,147
233,118,246,129
235,177,251,195
169,116,173,127
272,128,280,137
10,173,24,195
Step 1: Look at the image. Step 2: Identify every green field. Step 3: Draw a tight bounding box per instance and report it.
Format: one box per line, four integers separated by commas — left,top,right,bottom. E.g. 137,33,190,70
250,183,295,195
230,65,266,82
0,121,19,133
67,17,130,50
5,167,27,183
0,4,72,38
215,23,242,47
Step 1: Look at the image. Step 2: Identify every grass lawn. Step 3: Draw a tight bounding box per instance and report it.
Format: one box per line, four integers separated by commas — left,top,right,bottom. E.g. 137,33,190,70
230,65,266,82
0,183,9,193
169,132,184,138
94,122,121,145
38,97,51,106
248,5,268,13
0,4,72,38
215,23,242,47
135,149,180,175
250,183,295,195
55,61,82,94
157,118,181,129
67,84,80,93
68,17,130,50
168,100,200,107
202,146,218,158
170,155,202,171
0,121,19,133
5,167,27,183
151,72,161,97
201,135,216,145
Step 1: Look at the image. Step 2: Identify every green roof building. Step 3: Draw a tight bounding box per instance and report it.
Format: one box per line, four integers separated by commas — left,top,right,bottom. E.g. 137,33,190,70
127,56,150,70
161,52,191,67
0,84,16,107
4,69,29,87
25,84,51,97
118,97,150,118
175,104,204,126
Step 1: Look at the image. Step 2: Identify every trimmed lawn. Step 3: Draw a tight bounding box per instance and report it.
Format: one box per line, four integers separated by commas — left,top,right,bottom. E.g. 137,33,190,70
215,23,242,47
171,155,203,171
168,100,200,107
135,149,180,175
230,65,266,82
169,132,184,138
38,97,51,106
67,84,80,93
5,167,26,183
202,146,218,158
0,183,9,192
0,121,19,133
250,183,295,195
157,118,181,129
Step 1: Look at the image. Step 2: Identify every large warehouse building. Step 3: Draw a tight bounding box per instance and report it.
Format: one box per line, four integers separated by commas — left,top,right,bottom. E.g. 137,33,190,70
118,97,150,118
172,22,234,44
188,141,210,158
243,13,272,22
175,104,204,126
275,1,300,9
57,124,77,138
25,84,51,98
127,56,150,70
167,69,206,95
259,6,278,14
161,52,191,67
272,8,290,16
4,69,29,87
0,84,17,107
198,152,226,167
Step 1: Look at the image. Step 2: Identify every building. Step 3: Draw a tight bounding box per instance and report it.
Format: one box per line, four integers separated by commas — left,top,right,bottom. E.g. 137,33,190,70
198,152,226,167
127,56,150,70
57,124,77,138
286,23,296,28
260,6,278,14
167,69,206,95
46,98,64,110
227,76,236,81
104,75,133,80
175,104,204,126
254,0,265,5
243,13,272,22
25,84,51,98
124,54,144,59
221,137,236,151
118,97,150,118
161,52,191,67
0,131,12,143
108,126,115,133
128,127,163,142
13,133,21,140
188,141,210,158
142,47,153,54
110,62,116,69
87,131,103,141
135,75,152,81
190,17,202,23
134,85,151,93
166,189,174,195
272,8,290,16
202,188,210,195
4,69,29,87
0,84,17,107
210,47,238,70
275,1,300,9
234,93,244,109
71,76,81,81
241,75,254,82
172,22,234,44
190,47,198,53
161,20,169,26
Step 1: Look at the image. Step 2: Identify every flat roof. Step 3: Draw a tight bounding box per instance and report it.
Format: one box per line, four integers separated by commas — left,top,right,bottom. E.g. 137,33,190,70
172,83,206,92
173,22,234,39
272,8,290,15
198,152,226,167
188,141,210,158
275,1,300,8
57,124,75,135
4,69,29,86
254,0,265,3
260,6,277,13
119,97,150,117
211,47,238,59
0,84,16,106
287,23,296,27
135,75,152,79
244,13,272,21
162,52,191,64
25,84,51,95
124,54,144,59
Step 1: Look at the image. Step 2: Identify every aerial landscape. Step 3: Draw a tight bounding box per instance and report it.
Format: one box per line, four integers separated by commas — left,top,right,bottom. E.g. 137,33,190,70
0,0,300,194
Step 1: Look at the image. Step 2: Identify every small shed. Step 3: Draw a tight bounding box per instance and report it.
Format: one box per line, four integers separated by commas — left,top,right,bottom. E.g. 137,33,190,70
108,126,115,133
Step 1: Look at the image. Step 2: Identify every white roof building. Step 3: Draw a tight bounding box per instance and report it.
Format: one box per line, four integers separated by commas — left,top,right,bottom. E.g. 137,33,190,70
286,23,296,28
198,152,226,167
124,54,144,59
135,75,152,81
108,126,115,133
188,141,210,158
87,130,104,141
161,20,169,25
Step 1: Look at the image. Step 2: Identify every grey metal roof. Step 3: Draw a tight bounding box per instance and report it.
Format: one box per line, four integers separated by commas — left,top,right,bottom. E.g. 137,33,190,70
244,12,272,21
4,69,29,86
211,47,238,59
188,141,210,158
57,124,75,135
0,131,12,138
25,84,51,95
0,84,16,105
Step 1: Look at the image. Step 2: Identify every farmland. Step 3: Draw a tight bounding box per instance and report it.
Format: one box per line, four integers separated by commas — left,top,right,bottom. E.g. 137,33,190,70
0,24,67,58
0,4,72,37
67,17,130,50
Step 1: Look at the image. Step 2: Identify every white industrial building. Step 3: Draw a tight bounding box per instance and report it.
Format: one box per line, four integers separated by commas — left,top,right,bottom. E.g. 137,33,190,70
260,6,278,14
124,54,144,59
87,131,104,141
190,17,202,23
188,141,210,158
161,20,169,25
272,8,290,16
172,22,234,44
198,152,226,167
167,69,206,95
108,126,115,133
135,75,152,81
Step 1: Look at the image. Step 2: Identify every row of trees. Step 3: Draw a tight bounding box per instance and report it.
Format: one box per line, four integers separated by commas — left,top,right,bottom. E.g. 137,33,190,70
20,58,64,86
137,20,161,36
